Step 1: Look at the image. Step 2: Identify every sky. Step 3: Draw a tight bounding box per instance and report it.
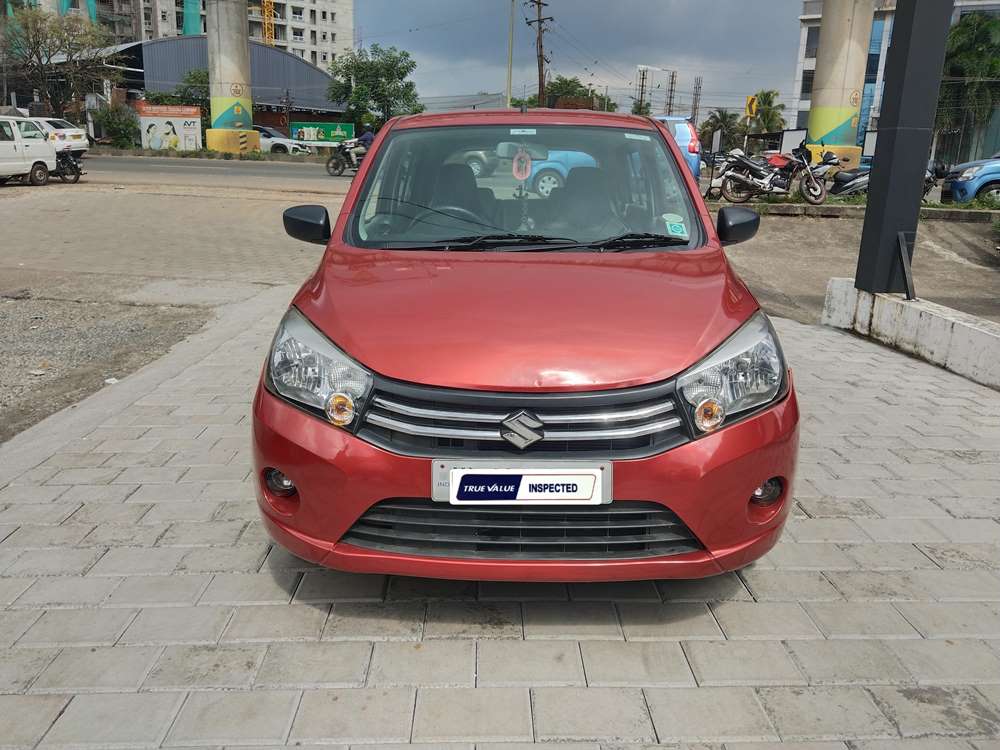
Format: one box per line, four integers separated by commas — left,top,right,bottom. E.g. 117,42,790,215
355,0,805,115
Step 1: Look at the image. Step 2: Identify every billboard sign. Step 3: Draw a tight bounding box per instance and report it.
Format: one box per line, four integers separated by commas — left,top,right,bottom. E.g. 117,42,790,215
135,102,203,151
290,121,354,142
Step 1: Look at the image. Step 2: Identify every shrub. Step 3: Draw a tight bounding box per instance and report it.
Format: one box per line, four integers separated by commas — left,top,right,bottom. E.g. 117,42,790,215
93,104,138,148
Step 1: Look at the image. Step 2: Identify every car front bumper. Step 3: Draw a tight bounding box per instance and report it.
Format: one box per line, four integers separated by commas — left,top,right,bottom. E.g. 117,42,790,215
252,375,799,582
941,179,974,203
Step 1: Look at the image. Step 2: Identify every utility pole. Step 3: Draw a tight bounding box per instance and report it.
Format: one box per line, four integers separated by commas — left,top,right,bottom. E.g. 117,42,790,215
665,70,677,115
636,65,649,114
691,75,703,123
280,89,294,132
525,0,552,105
505,0,515,108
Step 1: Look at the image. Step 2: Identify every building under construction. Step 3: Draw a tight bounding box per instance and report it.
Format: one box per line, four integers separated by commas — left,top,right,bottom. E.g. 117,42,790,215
29,0,353,71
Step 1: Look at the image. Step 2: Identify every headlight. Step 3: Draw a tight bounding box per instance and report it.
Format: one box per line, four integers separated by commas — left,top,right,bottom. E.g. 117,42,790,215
959,166,982,180
268,308,373,427
677,312,785,433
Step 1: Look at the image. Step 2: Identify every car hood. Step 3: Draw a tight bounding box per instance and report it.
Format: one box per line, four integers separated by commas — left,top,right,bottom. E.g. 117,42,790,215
293,246,758,392
951,158,999,172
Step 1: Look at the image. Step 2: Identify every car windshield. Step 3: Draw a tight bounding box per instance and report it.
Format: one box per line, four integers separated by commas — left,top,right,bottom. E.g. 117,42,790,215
47,120,76,129
349,123,698,250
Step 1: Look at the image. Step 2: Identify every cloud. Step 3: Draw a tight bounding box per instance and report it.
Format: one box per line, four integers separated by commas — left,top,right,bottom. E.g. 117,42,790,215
357,0,804,115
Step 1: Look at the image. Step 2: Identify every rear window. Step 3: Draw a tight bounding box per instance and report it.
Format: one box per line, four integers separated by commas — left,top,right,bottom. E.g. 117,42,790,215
47,120,76,129
349,123,699,250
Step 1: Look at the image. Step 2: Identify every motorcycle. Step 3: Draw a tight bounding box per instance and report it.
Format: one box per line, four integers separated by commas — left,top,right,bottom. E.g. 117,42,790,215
829,165,938,199
326,138,364,177
811,149,851,182
721,140,828,205
53,151,84,184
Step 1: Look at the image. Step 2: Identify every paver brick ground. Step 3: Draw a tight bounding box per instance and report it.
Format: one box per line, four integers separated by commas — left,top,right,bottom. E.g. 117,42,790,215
1,295,1000,746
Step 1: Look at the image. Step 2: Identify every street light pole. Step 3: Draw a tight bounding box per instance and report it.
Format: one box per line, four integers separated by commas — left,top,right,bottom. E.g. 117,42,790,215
505,0,514,108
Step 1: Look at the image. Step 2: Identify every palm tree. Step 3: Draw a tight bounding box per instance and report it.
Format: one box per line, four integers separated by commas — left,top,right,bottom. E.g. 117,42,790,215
699,107,743,151
750,89,786,134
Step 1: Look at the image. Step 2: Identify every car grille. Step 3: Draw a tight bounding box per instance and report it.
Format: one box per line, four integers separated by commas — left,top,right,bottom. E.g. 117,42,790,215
356,376,690,459
340,499,703,560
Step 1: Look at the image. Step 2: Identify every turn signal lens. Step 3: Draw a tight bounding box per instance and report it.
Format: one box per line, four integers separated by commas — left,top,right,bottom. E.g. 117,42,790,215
325,392,356,426
694,398,725,432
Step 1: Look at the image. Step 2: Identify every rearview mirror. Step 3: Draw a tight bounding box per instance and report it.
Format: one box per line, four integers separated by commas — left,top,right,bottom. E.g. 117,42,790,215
496,141,549,160
283,205,331,245
716,206,759,246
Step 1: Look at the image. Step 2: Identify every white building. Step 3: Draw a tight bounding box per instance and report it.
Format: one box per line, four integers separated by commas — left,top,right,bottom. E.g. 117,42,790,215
35,0,353,70
791,0,1000,138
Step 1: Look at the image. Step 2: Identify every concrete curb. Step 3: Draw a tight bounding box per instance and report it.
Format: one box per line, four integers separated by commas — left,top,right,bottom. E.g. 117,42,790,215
0,284,299,486
706,201,1000,223
821,277,1000,389
88,148,330,165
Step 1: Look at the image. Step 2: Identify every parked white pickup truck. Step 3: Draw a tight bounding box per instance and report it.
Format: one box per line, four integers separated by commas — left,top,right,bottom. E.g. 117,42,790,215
0,116,58,186
253,125,312,155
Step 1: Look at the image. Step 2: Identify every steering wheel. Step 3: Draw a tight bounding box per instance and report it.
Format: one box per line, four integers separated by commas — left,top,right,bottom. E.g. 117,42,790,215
409,205,488,231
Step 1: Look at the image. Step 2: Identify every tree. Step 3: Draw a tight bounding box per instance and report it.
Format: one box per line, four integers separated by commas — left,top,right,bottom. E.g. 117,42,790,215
327,44,422,127
542,75,617,111
93,102,138,148
698,107,744,151
145,68,210,136
631,99,652,116
935,12,1000,133
749,89,786,133
1,7,119,117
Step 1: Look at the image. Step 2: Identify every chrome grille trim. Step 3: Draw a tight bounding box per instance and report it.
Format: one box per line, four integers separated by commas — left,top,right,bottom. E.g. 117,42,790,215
372,395,675,424
366,411,682,441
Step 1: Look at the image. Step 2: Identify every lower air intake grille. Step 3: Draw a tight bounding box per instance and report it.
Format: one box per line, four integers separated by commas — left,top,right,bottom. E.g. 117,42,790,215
340,499,703,560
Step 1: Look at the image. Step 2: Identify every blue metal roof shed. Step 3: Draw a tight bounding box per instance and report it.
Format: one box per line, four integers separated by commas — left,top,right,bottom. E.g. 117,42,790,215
112,36,343,112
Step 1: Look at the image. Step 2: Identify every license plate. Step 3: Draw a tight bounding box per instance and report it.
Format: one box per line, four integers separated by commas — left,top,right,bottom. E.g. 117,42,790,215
432,460,611,505
71,134,83,139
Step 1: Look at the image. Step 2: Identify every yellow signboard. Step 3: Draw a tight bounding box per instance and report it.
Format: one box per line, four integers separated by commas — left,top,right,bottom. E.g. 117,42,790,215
745,95,759,118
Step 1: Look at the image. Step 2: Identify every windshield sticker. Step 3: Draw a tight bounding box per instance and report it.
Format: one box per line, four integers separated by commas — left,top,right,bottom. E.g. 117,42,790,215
625,133,651,141
510,128,536,135
512,148,532,181
663,214,689,239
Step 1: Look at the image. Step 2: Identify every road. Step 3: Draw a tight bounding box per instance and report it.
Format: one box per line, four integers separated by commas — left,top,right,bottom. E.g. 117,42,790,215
84,155,350,194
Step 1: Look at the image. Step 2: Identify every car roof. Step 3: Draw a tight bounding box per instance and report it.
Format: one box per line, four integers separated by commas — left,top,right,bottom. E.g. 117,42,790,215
392,108,659,131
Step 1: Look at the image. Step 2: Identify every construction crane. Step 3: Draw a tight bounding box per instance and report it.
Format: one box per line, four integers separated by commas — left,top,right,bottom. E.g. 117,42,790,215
261,0,275,46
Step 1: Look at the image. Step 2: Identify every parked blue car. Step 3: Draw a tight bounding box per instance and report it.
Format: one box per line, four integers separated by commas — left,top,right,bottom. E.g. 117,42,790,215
529,149,598,197
653,115,701,179
941,153,1000,203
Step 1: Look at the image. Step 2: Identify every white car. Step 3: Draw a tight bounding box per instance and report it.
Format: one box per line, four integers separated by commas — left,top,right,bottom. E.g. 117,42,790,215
31,117,89,157
0,116,58,185
253,125,312,155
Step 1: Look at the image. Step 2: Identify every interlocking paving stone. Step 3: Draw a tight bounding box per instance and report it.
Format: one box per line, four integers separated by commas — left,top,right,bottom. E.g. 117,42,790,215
682,639,805,686
757,686,896,741
885,639,1000,685
0,694,70,748
367,640,475,687
784,639,912,685
40,692,185,748
894,602,1000,638
523,601,623,640
657,571,754,600
119,605,234,645
580,640,695,686
803,602,921,639
532,686,656,743
476,640,586,687
221,604,329,642
17,608,137,647
709,601,822,640
0,648,58,693
322,602,425,641
196,571,301,605
286,570,385,605
411,687,532,742
103,574,212,607
253,641,372,688
616,602,722,640
869,685,1000,737
289,688,415,744
644,686,777,742
31,645,160,693
143,644,265,690
165,689,300,746
422,601,522,639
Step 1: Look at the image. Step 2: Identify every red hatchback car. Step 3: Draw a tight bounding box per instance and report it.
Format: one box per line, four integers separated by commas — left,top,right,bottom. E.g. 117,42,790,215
252,109,799,581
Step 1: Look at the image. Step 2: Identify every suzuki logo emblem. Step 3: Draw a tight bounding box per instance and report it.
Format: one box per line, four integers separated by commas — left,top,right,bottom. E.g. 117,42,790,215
500,410,544,449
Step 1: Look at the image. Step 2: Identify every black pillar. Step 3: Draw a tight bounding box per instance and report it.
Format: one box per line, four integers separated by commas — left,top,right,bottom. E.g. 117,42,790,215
855,0,953,294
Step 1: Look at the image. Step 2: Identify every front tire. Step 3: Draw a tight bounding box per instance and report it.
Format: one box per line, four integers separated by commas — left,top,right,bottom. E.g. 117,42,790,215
533,169,563,197
976,182,1000,203
799,174,827,205
326,155,346,177
271,144,287,154
721,173,753,203
28,162,49,186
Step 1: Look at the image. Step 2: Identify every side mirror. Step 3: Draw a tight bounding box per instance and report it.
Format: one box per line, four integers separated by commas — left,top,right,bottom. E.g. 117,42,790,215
283,205,331,245
716,206,759,246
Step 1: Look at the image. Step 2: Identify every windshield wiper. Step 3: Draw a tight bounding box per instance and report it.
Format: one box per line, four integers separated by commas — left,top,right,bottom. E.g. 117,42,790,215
431,233,579,251
583,232,690,252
